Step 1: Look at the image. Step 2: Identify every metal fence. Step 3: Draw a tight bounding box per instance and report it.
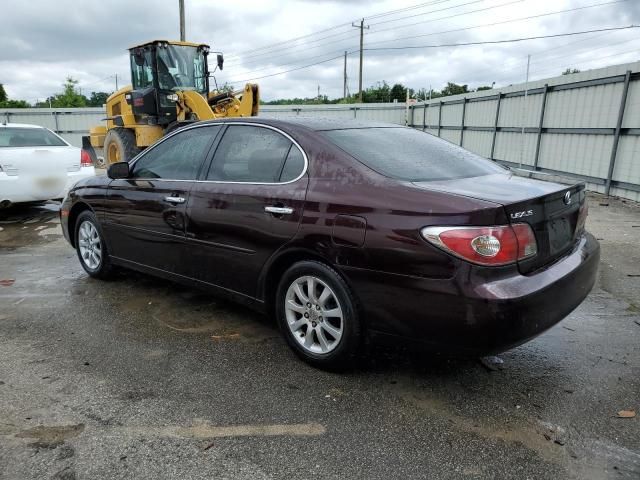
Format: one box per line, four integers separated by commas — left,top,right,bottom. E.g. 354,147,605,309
406,61,640,202
2,60,639,201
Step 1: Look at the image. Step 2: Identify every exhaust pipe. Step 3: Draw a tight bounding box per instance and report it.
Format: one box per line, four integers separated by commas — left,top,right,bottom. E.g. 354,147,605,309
0,200,12,209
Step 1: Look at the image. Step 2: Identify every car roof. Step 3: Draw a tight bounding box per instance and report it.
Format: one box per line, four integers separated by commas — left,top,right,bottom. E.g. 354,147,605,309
201,117,407,132
0,123,46,129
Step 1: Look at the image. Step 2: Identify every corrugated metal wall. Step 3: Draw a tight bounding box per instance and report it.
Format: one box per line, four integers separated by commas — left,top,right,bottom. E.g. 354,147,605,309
409,61,640,202
2,61,638,200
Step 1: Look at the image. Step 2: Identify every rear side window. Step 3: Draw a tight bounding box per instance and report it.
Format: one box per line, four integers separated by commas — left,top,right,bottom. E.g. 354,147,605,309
132,125,220,180
207,125,292,182
323,127,505,182
0,128,67,147
280,146,305,182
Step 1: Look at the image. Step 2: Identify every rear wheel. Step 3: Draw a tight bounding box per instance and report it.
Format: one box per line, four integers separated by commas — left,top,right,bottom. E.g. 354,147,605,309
104,128,140,165
75,211,113,279
276,261,361,370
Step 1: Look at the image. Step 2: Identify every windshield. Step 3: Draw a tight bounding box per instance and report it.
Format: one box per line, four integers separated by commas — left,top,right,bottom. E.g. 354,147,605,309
156,44,207,93
0,128,67,147
323,127,506,182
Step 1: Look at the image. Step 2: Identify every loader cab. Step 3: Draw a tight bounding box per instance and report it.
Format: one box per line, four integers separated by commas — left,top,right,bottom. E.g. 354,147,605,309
128,40,212,125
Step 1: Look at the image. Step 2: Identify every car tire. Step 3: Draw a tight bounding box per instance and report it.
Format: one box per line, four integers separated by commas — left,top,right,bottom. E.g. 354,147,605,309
276,261,362,370
104,128,140,164
75,210,114,279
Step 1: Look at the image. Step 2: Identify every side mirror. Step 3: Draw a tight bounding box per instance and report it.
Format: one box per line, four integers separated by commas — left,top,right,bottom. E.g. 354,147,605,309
107,161,130,179
217,54,224,71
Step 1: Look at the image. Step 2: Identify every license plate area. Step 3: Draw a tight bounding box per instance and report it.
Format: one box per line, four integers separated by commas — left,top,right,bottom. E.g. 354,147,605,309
35,177,64,189
548,216,573,255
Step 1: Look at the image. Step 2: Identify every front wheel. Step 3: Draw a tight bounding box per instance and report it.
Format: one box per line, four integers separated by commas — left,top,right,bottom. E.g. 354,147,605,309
276,261,361,370
75,211,114,279
104,128,140,165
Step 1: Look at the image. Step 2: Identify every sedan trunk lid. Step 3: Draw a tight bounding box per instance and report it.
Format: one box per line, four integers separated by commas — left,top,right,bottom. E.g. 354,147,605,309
413,173,585,273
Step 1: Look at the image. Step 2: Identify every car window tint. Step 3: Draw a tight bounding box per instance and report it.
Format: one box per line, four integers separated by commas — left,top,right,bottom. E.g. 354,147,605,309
279,146,305,182
0,128,67,147
131,126,219,180
323,127,506,182
208,125,291,182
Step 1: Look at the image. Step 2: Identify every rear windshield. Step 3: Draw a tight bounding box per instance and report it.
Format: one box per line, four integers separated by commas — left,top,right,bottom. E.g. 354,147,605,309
323,127,505,182
0,128,67,147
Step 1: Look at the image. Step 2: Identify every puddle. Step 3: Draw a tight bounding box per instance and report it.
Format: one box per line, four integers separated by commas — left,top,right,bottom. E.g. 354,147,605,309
116,277,279,342
15,423,85,448
0,202,62,248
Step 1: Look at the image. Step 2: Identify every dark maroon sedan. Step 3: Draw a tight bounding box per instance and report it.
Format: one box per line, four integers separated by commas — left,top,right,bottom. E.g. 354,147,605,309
60,118,599,368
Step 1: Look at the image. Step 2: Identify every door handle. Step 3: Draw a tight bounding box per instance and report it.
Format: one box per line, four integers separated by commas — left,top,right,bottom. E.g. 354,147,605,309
265,206,294,215
164,196,185,204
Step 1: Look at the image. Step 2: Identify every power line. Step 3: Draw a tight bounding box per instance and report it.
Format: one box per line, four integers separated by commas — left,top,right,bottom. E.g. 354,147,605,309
226,0,457,59
461,33,638,87
225,0,524,68
228,0,627,78
227,54,346,85
225,0,475,66
362,25,640,51
530,46,640,77
365,0,456,20
367,0,484,26
363,0,627,48
366,0,525,36
226,25,638,85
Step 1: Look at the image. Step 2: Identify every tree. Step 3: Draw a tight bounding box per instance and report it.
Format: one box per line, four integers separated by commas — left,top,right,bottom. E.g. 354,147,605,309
562,68,581,75
0,84,31,108
390,83,407,102
0,99,30,108
440,82,469,97
476,85,493,91
46,77,87,108
86,91,110,107
362,81,391,103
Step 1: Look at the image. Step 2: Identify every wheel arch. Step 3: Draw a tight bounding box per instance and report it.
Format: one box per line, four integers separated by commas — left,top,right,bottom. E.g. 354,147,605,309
67,201,96,248
258,247,361,321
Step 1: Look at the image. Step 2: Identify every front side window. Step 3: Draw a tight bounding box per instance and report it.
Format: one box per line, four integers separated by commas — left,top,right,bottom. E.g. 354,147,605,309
130,48,155,90
131,126,220,180
207,126,293,182
156,45,207,93
0,128,67,147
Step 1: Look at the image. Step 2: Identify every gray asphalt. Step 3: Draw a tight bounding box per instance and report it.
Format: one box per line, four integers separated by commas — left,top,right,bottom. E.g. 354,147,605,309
0,195,638,480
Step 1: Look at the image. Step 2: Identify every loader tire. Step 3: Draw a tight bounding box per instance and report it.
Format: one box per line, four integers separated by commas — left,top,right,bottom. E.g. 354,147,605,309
104,128,141,164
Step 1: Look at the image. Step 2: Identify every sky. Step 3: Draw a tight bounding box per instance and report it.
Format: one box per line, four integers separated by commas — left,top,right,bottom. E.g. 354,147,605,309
1,0,638,103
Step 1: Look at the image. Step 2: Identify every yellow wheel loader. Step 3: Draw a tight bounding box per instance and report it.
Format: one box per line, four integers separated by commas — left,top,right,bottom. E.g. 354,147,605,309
84,40,259,164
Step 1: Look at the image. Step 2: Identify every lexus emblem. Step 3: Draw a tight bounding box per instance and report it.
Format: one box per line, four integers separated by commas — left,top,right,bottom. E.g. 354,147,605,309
563,191,571,205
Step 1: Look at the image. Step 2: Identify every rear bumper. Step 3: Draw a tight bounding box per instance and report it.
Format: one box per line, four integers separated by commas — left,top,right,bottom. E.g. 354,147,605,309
0,168,95,204
343,232,600,355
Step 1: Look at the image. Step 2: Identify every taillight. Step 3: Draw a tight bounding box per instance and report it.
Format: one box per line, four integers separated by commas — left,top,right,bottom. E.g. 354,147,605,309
80,149,93,167
421,224,537,266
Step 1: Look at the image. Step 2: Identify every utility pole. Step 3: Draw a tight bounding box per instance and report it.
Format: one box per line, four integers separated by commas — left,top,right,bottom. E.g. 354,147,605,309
352,18,369,103
343,51,347,99
179,0,186,42
317,84,320,101
115,74,118,91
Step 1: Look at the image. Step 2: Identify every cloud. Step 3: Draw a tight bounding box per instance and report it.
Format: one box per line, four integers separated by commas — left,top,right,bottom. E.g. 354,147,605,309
0,0,637,102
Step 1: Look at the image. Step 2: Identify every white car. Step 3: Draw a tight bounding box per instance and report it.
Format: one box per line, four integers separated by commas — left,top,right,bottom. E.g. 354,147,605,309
0,123,95,208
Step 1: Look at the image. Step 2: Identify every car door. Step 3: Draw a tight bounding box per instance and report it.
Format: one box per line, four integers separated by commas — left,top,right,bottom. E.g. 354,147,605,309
185,124,308,297
102,125,221,275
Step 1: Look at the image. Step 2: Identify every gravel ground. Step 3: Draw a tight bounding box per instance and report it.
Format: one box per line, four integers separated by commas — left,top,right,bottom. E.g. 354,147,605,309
0,194,638,480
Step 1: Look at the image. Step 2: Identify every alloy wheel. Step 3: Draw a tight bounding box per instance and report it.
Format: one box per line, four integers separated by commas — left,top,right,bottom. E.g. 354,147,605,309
78,220,102,270
284,275,344,355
